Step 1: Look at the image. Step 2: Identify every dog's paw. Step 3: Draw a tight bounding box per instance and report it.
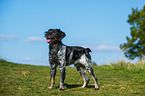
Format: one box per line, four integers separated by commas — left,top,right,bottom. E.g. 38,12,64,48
59,86,65,91
58,88,64,91
46,86,52,89
79,86,85,88
95,87,100,90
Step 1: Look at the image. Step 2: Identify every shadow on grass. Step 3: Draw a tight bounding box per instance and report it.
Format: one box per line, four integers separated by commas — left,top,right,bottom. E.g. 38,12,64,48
63,83,94,89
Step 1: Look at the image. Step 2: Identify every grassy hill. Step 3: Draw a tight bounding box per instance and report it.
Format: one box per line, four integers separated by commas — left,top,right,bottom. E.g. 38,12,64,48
0,59,145,95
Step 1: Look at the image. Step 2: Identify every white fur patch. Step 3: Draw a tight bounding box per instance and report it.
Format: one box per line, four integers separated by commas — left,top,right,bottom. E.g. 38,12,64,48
75,54,92,67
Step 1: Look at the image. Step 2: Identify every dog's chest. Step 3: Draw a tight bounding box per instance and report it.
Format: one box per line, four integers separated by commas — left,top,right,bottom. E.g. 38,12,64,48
49,45,66,64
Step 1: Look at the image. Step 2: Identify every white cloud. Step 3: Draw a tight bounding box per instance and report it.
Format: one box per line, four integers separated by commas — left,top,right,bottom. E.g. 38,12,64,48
95,45,120,51
0,34,18,41
25,37,45,42
22,57,32,61
83,45,120,51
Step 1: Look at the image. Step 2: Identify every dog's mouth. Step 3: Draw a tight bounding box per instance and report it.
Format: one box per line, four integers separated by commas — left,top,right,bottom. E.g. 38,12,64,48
46,39,56,43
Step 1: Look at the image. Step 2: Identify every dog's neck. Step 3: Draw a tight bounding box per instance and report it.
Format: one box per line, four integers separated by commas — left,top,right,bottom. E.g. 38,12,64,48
49,41,62,48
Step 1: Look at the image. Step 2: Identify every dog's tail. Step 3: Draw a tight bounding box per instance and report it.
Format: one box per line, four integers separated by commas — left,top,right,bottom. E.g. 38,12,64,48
85,48,92,52
85,48,91,59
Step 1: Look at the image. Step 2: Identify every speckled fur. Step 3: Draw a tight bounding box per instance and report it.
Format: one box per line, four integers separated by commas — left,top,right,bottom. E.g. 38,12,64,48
45,29,99,90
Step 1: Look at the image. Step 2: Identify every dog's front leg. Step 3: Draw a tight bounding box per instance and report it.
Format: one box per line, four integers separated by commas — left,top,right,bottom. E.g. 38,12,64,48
47,64,57,89
57,45,66,90
59,66,66,90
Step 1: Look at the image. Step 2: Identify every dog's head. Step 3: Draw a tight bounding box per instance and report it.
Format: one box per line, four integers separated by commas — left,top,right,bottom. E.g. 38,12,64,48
45,29,66,43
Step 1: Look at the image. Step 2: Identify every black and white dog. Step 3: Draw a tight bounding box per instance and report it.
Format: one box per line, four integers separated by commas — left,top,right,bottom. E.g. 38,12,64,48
45,29,99,90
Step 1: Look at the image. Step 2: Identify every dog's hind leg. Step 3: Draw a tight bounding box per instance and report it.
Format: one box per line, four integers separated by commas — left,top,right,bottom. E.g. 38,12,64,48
86,65,99,90
75,64,90,88
47,64,57,89
76,54,99,89
79,54,99,90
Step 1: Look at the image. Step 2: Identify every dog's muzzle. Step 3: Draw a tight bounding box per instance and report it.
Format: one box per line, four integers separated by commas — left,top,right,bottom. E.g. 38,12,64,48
46,39,56,43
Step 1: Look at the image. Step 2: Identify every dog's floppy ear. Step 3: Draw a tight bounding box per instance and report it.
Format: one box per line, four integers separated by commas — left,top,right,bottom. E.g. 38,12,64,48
57,29,66,41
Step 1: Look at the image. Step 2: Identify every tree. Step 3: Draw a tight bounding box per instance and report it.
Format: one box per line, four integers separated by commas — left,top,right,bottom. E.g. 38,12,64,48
120,5,145,60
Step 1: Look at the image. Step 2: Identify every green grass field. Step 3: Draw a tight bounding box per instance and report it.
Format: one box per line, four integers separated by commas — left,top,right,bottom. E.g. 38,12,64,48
0,59,145,96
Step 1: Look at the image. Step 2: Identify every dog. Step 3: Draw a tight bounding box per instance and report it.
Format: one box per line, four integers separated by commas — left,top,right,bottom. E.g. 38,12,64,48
45,29,99,90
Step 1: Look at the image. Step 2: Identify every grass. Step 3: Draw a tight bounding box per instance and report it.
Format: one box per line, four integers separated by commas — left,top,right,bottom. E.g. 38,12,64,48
0,59,145,95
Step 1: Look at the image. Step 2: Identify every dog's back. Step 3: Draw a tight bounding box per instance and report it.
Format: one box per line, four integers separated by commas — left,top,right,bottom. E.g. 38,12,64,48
66,46,91,65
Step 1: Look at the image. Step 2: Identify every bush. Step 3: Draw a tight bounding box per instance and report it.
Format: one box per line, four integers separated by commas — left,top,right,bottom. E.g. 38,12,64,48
109,60,145,73
92,61,98,67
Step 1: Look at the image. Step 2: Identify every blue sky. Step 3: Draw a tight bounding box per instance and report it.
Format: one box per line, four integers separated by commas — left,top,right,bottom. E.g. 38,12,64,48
0,0,145,66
